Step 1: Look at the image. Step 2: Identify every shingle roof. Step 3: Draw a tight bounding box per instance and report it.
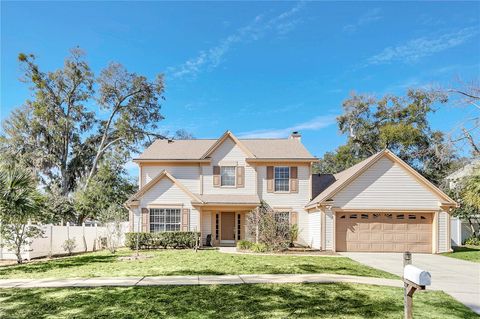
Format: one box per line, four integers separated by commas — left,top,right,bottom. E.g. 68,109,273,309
137,139,216,160
135,133,316,160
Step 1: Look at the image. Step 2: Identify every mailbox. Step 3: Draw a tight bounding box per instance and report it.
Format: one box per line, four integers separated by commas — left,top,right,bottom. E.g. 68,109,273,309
403,265,431,287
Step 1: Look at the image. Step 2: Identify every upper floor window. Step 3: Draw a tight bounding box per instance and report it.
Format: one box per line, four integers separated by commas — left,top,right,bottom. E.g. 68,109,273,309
221,166,236,186
150,208,181,232
274,166,290,192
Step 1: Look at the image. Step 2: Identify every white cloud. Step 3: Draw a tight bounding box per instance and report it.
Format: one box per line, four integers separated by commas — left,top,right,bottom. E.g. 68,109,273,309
343,8,382,33
368,27,479,65
237,115,336,138
168,2,305,79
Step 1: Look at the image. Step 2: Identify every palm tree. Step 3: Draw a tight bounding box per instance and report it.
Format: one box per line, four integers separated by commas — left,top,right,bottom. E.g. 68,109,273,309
0,164,44,263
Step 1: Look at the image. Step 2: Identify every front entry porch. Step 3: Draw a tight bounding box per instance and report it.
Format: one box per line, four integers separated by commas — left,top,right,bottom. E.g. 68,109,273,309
198,207,253,247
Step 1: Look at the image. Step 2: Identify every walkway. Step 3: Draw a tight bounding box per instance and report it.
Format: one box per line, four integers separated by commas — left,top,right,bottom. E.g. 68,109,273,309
341,252,480,315
0,273,402,289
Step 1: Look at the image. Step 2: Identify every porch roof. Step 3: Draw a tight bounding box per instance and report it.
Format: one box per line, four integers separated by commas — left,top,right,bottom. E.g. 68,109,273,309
193,194,260,206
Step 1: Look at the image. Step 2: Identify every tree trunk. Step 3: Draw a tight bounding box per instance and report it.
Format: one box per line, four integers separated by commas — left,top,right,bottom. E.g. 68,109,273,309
15,241,23,264
468,218,478,238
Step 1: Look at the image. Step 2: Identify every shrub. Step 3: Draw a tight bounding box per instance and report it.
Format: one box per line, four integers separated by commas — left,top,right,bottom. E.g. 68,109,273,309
62,238,76,255
289,224,299,247
125,232,201,250
237,240,253,250
464,236,480,246
246,201,292,251
251,242,268,253
99,237,108,249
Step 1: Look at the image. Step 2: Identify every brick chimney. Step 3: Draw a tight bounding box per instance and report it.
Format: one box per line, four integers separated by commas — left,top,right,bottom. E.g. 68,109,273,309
290,131,301,142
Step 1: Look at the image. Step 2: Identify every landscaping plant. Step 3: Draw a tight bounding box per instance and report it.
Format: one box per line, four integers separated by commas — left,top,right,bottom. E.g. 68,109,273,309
246,201,292,251
236,240,253,251
62,238,77,256
98,204,127,253
125,232,201,249
0,164,46,263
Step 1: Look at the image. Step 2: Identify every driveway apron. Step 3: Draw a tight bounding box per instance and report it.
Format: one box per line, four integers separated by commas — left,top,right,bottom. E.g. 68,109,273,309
341,252,480,314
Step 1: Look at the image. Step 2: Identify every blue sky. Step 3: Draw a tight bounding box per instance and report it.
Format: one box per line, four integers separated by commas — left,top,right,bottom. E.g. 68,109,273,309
2,1,480,176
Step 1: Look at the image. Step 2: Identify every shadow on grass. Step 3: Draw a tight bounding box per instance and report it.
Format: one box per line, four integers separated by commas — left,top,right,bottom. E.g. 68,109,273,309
0,254,117,275
0,249,396,279
0,283,476,319
452,246,480,253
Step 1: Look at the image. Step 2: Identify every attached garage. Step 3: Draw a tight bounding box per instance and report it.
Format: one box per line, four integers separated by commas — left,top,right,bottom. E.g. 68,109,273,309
335,212,433,253
307,150,457,254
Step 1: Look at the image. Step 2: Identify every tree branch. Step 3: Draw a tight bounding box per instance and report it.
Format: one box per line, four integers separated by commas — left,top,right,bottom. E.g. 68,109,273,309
462,128,480,156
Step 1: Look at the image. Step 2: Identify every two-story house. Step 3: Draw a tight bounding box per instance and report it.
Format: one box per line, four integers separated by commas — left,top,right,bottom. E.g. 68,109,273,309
125,131,456,253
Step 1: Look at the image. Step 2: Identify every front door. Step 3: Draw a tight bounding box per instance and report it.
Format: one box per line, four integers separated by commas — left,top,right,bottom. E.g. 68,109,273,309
221,212,235,242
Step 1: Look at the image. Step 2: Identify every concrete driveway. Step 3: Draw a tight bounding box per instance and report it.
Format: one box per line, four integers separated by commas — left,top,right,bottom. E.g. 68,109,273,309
341,252,480,314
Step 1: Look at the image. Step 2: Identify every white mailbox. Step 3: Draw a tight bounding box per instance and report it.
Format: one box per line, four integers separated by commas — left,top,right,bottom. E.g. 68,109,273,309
404,265,431,287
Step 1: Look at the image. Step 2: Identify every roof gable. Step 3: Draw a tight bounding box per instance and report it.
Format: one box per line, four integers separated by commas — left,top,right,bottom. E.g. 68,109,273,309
306,149,456,209
125,170,202,206
201,131,254,159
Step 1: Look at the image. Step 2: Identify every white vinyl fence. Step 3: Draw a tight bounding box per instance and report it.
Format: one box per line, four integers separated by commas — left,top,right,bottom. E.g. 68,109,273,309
0,222,129,261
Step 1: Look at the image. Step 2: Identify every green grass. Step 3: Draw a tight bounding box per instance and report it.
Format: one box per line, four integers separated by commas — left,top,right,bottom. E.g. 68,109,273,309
0,283,476,318
0,249,396,279
442,246,480,263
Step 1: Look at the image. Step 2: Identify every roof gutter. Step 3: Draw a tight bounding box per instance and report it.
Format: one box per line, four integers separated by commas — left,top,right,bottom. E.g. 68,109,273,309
133,159,211,164
246,158,319,163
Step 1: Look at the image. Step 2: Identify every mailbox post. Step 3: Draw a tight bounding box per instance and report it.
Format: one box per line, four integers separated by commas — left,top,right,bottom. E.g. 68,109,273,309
403,254,431,319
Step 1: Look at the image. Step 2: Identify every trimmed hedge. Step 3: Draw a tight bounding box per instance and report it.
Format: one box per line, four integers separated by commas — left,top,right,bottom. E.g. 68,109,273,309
125,232,201,249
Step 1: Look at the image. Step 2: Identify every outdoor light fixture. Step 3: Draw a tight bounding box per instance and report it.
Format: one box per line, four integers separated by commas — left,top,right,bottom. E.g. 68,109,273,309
325,199,334,210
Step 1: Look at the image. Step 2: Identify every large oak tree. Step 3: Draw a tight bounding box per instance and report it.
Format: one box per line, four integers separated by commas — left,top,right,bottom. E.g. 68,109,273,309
1,48,165,222
315,89,456,185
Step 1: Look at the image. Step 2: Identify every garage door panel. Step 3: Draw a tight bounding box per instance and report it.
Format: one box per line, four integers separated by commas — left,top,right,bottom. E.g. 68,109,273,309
406,233,419,242
383,223,393,230
393,223,407,231
417,233,431,242
336,212,433,253
383,233,394,241
370,232,382,241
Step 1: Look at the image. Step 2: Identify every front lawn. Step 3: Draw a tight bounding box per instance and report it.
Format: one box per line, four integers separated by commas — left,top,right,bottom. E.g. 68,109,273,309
0,283,476,319
442,246,480,263
0,249,396,279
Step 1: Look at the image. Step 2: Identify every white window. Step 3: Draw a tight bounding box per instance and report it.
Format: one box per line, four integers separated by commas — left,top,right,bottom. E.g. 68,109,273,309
274,166,289,192
221,166,236,186
150,208,181,232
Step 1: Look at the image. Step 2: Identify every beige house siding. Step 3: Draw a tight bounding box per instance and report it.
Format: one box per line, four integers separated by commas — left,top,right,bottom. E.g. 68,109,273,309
308,211,321,249
142,165,200,193
325,210,334,250
202,137,256,195
201,211,212,245
333,157,441,209
438,211,449,253
257,164,311,245
132,207,141,232
138,178,200,232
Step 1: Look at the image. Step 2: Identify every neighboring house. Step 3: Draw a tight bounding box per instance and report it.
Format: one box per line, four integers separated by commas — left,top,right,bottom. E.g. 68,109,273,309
125,131,456,253
446,160,480,246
